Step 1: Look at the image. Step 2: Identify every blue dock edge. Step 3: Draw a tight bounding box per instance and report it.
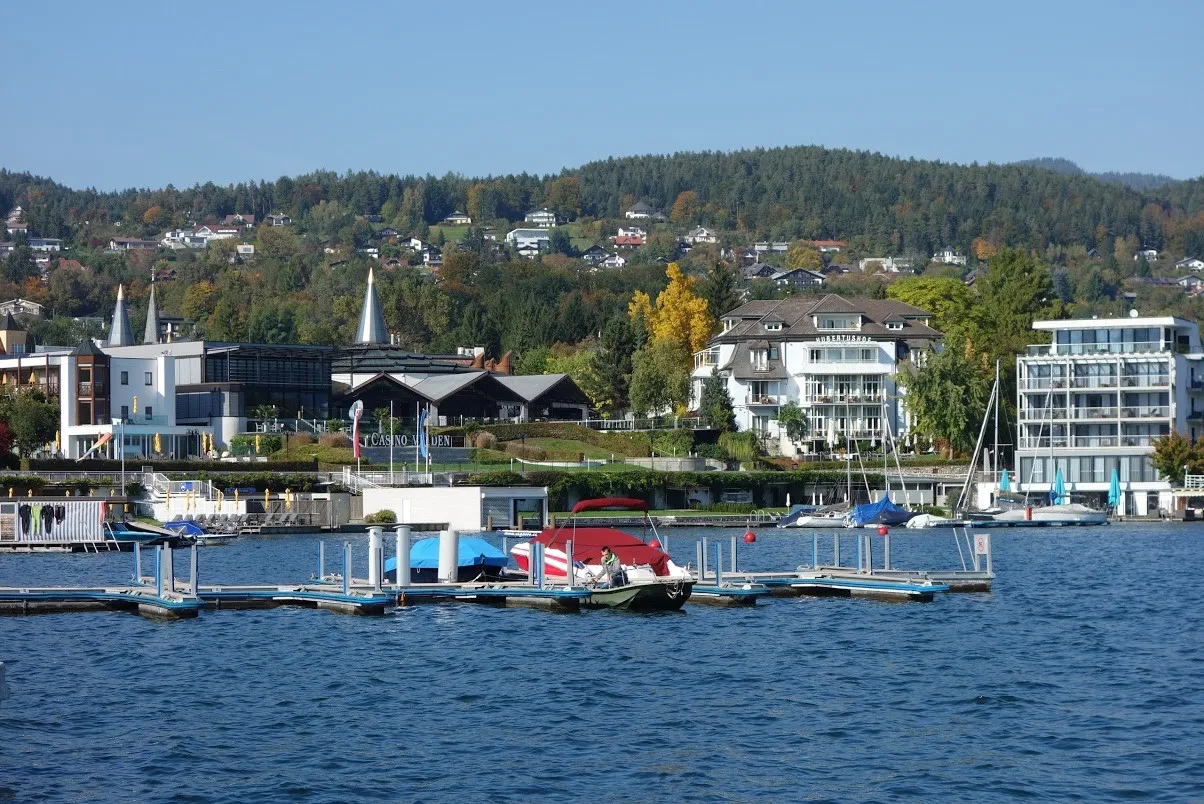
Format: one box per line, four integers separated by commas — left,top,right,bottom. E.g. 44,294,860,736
790,576,950,601
390,585,590,611
690,583,771,605
0,588,202,619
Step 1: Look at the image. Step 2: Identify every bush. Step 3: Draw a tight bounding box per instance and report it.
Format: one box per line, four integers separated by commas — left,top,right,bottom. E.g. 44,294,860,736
719,431,761,463
29,458,318,472
230,434,284,455
319,432,349,448
505,442,548,461
439,422,651,456
694,443,727,461
652,429,694,457
325,419,345,433
696,502,757,514
365,509,397,524
473,431,498,450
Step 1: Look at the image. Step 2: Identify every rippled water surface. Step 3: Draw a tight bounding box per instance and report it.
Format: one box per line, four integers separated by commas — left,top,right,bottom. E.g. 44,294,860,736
2,524,1203,803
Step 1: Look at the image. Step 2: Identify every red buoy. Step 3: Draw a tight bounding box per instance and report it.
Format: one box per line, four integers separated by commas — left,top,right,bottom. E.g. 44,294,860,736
877,525,889,536
649,539,661,550
743,530,757,543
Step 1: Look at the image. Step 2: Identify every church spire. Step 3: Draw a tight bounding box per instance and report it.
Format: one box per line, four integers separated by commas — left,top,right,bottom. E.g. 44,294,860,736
354,266,389,344
107,284,134,347
143,276,160,344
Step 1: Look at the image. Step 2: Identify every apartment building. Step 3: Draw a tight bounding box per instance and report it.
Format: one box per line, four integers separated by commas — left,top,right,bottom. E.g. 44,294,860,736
692,294,942,456
1015,313,1204,515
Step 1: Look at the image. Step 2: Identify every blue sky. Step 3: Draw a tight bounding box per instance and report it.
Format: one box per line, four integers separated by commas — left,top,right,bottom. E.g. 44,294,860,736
2,0,1201,190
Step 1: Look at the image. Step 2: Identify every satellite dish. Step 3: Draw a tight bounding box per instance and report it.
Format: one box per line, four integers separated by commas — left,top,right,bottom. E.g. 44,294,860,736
1129,309,1139,318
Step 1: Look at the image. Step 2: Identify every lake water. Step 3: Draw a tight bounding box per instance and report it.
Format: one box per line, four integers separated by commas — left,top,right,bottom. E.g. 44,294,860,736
2,523,1203,803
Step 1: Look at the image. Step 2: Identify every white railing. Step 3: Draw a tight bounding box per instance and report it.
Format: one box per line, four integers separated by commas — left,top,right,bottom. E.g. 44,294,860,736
1020,408,1067,420
1071,376,1119,388
1030,341,1166,356
1121,406,1169,418
1185,474,1204,490
1121,375,1171,388
1071,407,1119,420
745,394,783,405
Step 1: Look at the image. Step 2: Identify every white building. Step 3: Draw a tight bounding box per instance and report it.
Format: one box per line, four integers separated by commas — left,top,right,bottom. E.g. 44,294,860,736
1015,314,1204,516
506,228,551,256
932,247,967,266
691,294,941,456
523,208,558,228
1135,248,1159,261
1174,257,1204,272
685,226,718,244
858,256,912,272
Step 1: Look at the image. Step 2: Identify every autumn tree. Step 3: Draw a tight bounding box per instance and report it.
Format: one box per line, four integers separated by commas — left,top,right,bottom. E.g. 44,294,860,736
0,388,58,457
670,191,700,224
628,262,713,355
546,177,582,219
1150,433,1204,486
785,243,822,271
886,277,982,344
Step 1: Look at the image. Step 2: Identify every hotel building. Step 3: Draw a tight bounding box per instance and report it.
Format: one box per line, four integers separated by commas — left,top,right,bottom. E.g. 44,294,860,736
1015,314,1204,515
692,295,942,456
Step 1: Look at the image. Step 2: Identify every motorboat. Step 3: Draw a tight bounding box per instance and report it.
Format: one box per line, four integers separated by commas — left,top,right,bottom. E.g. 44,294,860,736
510,498,693,611
776,505,850,529
162,519,240,546
905,513,968,529
969,503,1108,527
385,536,509,583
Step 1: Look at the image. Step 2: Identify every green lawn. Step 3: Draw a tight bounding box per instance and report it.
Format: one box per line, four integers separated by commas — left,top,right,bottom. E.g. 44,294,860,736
523,437,618,459
428,225,468,243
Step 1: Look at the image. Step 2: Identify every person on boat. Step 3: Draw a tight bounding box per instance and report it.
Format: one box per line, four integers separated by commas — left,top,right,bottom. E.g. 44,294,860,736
595,546,627,588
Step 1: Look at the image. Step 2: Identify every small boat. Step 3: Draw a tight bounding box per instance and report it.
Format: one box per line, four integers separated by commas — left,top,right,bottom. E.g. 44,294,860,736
905,513,968,529
104,520,181,546
511,498,694,611
777,505,850,529
162,519,240,546
969,503,1107,527
385,536,509,583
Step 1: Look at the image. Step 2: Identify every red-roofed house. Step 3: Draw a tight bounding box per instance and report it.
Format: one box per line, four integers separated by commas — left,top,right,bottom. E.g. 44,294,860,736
615,234,645,249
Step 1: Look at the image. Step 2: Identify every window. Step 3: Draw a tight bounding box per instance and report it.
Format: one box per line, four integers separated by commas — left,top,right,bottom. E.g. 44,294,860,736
751,349,768,370
120,371,129,385
769,346,779,360
144,371,153,385
145,406,152,418
765,322,782,332
815,315,860,331
886,321,903,330
120,405,129,420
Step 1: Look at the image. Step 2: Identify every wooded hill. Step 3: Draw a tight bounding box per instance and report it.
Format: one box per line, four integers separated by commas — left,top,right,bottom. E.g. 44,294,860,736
3,145,1203,258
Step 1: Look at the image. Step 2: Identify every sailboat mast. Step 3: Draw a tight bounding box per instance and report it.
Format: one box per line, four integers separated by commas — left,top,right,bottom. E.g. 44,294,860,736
993,359,1001,481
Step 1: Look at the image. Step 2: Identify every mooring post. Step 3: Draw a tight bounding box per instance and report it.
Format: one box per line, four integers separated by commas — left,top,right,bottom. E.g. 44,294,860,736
884,531,891,571
701,536,709,580
812,531,819,569
166,544,175,593
368,527,383,591
190,542,199,598
856,532,863,573
342,541,350,596
133,541,142,583
695,540,703,582
565,539,574,588
394,525,411,589
661,533,669,555
730,534,737,574
154,545,162,598
318,541,326,581
863,533,872,573
715,543,723,586
833,532,840,568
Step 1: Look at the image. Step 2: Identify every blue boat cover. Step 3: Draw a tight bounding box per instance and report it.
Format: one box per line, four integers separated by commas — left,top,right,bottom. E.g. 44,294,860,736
848,497,916,527
385,536,507,573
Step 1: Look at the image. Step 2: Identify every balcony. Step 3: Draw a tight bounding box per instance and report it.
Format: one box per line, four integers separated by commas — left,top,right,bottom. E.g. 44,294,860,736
1121,406,1169,419
693,349,720,370
1121,375,1170,388
1121,435,1160,447
1028,341,1167,356
1020,407,1067,420
745,393,783,406
1022,378,1068,390
1070,406,1118,420
1070,376,1118,389
1019,436,1121,449
804,392,885,404
112,414,170,426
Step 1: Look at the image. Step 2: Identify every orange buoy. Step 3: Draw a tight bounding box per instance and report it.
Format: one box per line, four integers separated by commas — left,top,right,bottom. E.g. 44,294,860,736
877,525,889,536
743,530,756,543
649,539,661,549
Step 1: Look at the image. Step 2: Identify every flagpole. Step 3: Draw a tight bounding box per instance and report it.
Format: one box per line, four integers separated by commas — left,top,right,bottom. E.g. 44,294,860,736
389,400,394,485
414,401,420,469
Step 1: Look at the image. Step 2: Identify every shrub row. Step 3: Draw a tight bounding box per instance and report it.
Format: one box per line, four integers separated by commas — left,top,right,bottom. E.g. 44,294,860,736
443,423,651,456
30,458,319,472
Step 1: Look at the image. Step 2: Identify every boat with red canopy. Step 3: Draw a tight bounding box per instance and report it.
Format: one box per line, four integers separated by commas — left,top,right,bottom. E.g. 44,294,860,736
510,498,693,611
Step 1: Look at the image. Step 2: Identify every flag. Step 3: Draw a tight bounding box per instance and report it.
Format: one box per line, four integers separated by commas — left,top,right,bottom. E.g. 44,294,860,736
78,432,113,461
353,406,363,460
418,408,429,461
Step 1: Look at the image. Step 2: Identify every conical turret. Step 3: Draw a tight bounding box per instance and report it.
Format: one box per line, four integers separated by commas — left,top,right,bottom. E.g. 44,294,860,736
108,284,134,347
354,266,389,344
143,278,160,344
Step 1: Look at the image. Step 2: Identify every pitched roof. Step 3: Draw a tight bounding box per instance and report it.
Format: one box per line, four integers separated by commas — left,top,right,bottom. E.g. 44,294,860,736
713,294,940,344
143,281,160,344
107,284,135,347
723,341,790,380
1,311,19,331
72,337,104,356
354,267,389,345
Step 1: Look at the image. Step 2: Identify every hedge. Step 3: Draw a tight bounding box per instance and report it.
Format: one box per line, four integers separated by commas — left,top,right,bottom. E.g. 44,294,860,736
465,468,889,510
30,458,319,473
164,472,332,492
0,475,143,497
440,423,651,456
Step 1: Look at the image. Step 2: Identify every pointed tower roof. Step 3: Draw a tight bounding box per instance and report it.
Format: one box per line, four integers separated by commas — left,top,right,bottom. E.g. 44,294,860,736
107,284,134,347
143,279,160,344
1,311,19,331
354,266,389,345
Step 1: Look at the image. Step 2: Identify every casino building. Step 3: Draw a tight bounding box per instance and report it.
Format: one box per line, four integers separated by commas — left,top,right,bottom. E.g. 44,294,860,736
691,294,942,456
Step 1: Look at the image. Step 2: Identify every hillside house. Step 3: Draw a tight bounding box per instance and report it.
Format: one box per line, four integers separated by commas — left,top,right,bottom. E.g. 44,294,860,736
524,208,558,228
615,234,645,249
0,298,45,319
772,268,825,289
754,241,789,256
1175,257,1204,272
617,225,647,239
809,240,848,254
266,213,292,226
109,238,159,251
581,245,608,264
932,247,967,266
1135,248,1159,261
742,262,778,280
858,256,912,273
222,213,256,227
601,253,627,269
685,226,718,244
443,211,472,226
